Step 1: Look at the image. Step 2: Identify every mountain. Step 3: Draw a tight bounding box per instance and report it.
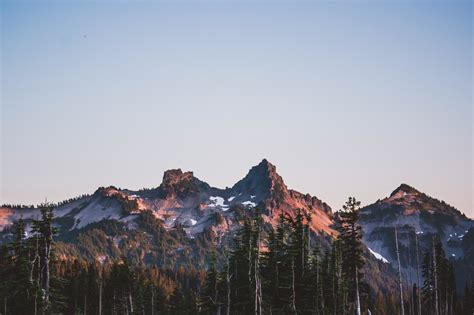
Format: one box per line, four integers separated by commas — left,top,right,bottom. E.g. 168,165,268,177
0,159,335,266
359,183,474,289
1,163,472,292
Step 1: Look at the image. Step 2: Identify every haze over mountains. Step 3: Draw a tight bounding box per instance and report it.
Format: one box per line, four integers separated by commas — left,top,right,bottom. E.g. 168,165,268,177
0,159,472,290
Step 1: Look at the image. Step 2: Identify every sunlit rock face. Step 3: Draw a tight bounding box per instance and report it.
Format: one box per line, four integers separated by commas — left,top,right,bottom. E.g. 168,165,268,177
0,159,336,265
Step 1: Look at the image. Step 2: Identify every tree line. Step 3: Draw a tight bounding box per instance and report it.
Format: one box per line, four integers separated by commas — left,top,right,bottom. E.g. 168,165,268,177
200,198,370,314
199,197,473,315
0,199,473,314
0,205,202,314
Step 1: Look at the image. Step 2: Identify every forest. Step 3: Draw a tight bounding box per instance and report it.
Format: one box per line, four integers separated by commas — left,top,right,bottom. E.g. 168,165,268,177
0,198,473,315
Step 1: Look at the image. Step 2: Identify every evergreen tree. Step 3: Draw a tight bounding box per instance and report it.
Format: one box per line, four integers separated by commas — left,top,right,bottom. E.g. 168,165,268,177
421,241,457,315
287,209,312,313
200,250,220,314
422,251,434,314
262,214,290,313
31,204,58,313
6,218,33,314
337,197,365,314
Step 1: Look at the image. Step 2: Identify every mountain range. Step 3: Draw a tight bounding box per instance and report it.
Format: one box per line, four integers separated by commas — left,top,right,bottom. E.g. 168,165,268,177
1,159,472,290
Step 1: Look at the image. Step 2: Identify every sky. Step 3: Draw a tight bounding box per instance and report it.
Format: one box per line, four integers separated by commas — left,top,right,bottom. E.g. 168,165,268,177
1,0,472,217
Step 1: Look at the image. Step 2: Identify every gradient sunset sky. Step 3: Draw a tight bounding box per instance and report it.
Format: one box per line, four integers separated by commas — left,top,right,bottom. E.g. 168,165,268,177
1,0,472,217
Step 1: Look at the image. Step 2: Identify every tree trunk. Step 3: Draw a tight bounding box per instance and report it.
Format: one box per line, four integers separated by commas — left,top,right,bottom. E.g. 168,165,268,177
415,233,422,315
129,292,134,314
99,279,103,315
332,256,336,315
226,253,231,315
216,266,221,315
151,286,154,315
407,235,414,315
44,244,50,312
395,227,405,315
432,237,439,315
355,266,361,315
255,222,262,315
84,294,87,315
112,291,116,315
291,258,297,314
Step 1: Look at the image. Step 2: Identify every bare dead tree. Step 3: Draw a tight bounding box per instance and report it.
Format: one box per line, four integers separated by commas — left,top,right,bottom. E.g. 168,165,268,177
432,237,439,315
407,233,414,315
129,291,134,314
395,227,405,315
151,285,154,315
225,251,232,315
355,266,361,315
415,233,422,315
254,220,262,315
291,258,297,314
99,277,103,315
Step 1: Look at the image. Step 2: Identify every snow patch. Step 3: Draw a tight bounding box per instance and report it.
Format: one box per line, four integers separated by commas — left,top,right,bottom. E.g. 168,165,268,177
368,248,389,264
73,202,124,229
208,196,229,211
242,201,257,207
190,219,197,226
228,196,236,202
209,196,225,207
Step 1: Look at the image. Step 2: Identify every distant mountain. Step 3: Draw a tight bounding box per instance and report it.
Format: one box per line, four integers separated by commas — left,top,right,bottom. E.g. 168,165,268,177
0,159,335,267
1,163,472,291
359,183,474,290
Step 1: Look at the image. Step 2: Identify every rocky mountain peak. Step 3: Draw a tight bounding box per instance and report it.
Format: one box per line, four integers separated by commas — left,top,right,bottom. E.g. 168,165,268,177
389,183,419,198
365,183,467,220
159,169,207,199
162,169,194,186
231,159,287,200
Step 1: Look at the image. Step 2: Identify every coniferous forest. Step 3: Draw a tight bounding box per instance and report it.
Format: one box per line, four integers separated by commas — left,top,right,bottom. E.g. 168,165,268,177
1,199,473,315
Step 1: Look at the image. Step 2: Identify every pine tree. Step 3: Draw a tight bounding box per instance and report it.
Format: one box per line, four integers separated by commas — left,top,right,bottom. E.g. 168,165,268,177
262,214,289,313
338,197,365,315
395,227,405,315
462,282,472,315
287,210,312,313
31,204,58,313
5,218,34,314
200,250,221,314
228,209,263,315
421,240,457,315
422,251,434,315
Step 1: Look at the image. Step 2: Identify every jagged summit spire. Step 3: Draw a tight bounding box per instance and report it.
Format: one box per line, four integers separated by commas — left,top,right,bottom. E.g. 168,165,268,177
230,159,286,199
253,158,277,174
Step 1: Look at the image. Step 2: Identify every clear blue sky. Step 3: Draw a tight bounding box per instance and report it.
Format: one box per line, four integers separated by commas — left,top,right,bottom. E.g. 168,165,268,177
1,0,472,217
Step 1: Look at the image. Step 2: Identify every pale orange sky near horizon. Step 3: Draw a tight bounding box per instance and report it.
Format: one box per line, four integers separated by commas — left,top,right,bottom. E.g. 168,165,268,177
1,0,472,218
